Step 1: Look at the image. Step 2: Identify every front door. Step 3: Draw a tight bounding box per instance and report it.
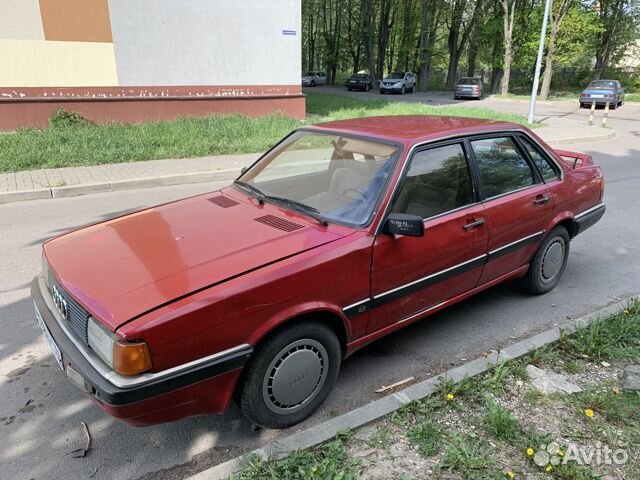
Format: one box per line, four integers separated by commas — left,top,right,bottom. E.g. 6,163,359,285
367,142,489,333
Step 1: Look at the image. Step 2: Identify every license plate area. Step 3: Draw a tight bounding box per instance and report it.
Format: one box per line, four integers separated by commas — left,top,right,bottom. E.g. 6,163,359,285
34,301,64,370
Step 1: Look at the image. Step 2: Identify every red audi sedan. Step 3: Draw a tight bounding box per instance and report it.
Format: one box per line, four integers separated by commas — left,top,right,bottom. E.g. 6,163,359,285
32,116,605,428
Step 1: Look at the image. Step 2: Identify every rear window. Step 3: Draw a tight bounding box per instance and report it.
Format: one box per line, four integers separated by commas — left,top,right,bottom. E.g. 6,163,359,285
459,78,480,85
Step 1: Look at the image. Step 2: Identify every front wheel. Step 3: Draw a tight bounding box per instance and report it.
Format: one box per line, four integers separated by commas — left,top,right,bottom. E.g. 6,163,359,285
366,83,371,92
522,226,570,295
239,322,341,429
400,85,406,95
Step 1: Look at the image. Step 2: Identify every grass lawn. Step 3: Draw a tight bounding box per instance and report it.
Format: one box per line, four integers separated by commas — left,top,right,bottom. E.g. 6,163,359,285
0,92,531,174
232,300,640,479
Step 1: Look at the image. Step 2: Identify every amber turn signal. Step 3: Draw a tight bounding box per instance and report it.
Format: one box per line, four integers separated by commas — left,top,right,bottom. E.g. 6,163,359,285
113,341,152,375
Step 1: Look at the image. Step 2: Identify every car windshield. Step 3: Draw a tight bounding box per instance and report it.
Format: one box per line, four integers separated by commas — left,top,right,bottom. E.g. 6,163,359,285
459,78,480,85
385,72,404,80
304,72,315,76
237,131,399,227
353,74,369,79
589,80,616,88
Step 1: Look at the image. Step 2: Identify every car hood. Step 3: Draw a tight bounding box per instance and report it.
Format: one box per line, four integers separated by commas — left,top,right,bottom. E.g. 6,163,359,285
302,76,314,80
44,190,347,330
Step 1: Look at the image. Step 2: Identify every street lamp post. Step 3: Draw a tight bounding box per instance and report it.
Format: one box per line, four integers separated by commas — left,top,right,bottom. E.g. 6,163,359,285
528,0,553,124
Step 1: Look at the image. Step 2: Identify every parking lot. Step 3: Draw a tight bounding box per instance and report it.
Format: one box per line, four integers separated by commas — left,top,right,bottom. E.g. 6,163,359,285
1,97,639,480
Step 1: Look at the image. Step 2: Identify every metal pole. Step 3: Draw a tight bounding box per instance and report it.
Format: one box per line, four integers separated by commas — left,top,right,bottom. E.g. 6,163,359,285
589,101,595,126
527,0,553,124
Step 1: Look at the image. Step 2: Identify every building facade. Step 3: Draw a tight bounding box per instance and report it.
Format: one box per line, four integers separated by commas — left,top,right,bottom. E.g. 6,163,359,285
0,0,305,130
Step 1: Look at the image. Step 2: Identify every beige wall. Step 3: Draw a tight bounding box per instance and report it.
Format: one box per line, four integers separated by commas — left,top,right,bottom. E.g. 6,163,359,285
0,0,44,40
0,39,118,87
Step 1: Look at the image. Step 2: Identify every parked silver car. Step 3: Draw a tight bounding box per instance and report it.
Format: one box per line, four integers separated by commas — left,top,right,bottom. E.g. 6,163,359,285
579,80,625,109
379,72,416,94
302,71,327,87
454,77,483,99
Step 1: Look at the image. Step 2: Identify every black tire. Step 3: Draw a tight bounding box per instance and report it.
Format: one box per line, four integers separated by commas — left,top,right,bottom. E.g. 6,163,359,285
239,321,341,429
347,87,352,91
610,101,617,110
366,83,371,92
522,226,570,295
400,85,406,95
380,89,384,94
310,80,316,87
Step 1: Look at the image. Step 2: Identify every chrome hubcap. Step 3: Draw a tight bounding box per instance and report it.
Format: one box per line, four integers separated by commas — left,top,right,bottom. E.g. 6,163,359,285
262,339,328,414
540,238,565,283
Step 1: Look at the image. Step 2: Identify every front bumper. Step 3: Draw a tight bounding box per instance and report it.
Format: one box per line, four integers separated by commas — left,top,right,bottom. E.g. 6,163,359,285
580,96,615,105
31,276,252,424
380,85,402,93
455,90,481,98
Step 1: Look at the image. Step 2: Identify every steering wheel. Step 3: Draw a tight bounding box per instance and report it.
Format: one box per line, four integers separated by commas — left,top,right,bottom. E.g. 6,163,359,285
342,187,367,201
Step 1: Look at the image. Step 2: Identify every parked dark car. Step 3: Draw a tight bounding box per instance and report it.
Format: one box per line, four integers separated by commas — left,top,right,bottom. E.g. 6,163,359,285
33,115,605,429
579,80,625,109
454,77,484,99
379,72,416,94
345,73,373,91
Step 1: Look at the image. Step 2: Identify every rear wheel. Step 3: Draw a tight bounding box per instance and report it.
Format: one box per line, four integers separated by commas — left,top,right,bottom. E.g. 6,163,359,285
522,226,570,295
239,322,341,429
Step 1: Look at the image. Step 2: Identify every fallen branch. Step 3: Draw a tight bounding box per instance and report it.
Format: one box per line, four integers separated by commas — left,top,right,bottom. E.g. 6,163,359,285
375,376,415,393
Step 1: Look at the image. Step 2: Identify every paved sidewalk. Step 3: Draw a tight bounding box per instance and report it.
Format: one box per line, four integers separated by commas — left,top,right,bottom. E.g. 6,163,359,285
0,116,614,205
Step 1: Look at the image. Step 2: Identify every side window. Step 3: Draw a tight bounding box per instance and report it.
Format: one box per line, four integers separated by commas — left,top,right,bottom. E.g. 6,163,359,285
392,143,474,219
470,137,537,198
519,136,559,182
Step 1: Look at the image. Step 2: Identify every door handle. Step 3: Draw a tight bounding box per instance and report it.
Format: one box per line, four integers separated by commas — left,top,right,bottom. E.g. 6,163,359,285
534,194,551,205
463,218,486,230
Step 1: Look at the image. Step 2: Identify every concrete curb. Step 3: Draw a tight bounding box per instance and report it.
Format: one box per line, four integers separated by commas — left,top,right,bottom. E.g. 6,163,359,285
0,169,240,204
545,128,616,145
185,296,635,480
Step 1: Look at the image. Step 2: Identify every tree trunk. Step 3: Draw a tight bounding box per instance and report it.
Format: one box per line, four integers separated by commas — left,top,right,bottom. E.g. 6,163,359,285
540,0,573,100
499,0,516,95
362,0,378,87
445,0,482,90
418,0,440,92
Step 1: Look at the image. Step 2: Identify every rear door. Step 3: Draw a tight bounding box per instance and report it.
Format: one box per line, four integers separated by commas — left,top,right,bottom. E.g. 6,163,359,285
367,141,489,333
468,134,555,285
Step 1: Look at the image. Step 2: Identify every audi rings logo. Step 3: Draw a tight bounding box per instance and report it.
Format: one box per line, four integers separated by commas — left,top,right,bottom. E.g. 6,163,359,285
52,285,69,320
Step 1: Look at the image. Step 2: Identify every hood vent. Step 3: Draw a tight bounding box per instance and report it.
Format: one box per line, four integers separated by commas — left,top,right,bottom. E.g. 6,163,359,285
208,196,240,208
254,214,304,232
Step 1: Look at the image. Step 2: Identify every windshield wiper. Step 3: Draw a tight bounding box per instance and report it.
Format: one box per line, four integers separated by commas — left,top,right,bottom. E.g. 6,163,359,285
262,194,329,227
234,180,328,226
233,180,265,204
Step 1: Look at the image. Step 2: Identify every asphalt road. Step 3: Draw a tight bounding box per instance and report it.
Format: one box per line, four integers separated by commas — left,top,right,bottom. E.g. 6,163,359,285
1,97,639,480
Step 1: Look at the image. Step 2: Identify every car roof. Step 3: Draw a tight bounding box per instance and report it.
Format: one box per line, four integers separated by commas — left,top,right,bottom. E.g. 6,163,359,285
308,115,524,143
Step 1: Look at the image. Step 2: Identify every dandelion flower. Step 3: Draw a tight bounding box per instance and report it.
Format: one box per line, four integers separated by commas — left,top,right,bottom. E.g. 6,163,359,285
312,466,318,473
527,448,535,456
584,409,595,418
613,387,620,395
624,309,630,315
446,393,455,401
506,471,515,478
557,450,564,457
546,465,553,472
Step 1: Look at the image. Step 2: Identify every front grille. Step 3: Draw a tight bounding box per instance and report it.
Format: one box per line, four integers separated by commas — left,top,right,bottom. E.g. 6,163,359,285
50,280,90,344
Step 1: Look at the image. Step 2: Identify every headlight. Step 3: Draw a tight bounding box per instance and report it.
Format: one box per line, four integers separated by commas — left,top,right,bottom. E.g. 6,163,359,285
88,316,116,368
88,317,152,375
394,81,402,87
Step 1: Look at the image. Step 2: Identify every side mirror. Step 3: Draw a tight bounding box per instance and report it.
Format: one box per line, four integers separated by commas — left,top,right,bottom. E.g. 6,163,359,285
240,166,248,175
384,213,424,237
